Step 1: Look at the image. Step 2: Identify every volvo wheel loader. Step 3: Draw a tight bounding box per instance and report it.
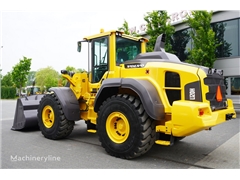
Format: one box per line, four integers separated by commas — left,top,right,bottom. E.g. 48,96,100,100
12,29,237,159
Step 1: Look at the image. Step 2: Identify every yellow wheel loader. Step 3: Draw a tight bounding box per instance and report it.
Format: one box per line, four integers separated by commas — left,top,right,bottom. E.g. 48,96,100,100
12,29,237,159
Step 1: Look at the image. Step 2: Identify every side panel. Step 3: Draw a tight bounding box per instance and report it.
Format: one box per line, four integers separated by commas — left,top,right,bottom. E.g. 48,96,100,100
49,87,80,121
94,78,165,120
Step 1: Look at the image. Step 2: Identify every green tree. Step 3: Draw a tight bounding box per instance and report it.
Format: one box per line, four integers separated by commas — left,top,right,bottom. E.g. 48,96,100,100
118,19,130,35
1,72,14,87
144,10,175,52
11,56,31,96
118,19,140,36
65,66,78,73
184,10,220,68
63,66,86,73
77,68,86,73
35,66,59,92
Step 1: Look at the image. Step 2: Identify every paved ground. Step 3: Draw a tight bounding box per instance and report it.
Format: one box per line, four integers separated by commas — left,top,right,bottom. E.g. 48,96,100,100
189,132,240,169
0,99,239,170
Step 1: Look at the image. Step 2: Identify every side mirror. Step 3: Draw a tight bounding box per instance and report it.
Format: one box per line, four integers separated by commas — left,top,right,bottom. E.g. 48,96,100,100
61,70,68,74
77,41,82,52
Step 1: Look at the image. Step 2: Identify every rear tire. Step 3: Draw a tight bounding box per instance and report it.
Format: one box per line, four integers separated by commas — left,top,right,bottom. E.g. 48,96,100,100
37,93,74,140
97,94,156,159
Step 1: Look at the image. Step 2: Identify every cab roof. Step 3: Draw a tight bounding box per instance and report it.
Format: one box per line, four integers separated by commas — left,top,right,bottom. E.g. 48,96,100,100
83,29,149,42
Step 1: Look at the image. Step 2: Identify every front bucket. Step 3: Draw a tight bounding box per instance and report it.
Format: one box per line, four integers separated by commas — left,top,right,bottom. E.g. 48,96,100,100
11,94,45,131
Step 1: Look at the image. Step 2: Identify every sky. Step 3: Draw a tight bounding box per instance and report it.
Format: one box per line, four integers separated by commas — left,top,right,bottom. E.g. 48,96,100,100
0,0,235,76
1,11,149,75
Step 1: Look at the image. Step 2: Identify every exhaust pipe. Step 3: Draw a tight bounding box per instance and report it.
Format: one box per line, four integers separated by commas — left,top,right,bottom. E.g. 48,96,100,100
11,94,45,130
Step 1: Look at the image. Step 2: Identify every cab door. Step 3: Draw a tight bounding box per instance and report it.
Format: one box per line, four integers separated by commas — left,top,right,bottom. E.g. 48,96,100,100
91,36,109,83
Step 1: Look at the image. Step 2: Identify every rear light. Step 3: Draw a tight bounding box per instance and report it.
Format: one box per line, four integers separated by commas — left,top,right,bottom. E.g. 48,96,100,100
199,109,204,116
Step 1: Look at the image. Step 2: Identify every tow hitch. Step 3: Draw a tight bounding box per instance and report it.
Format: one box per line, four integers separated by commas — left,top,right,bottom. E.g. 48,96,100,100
226,113,234,120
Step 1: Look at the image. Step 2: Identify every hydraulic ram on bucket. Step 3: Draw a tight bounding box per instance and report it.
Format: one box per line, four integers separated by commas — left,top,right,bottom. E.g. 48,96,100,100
11,94,44,130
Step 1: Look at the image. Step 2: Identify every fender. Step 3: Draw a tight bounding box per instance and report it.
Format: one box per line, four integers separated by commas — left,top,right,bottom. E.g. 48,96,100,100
94,78,165,120
49,87,80,121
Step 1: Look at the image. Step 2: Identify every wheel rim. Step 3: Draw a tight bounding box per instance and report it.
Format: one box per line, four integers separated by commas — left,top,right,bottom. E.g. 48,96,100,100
42,105,55,128
106,112,130,144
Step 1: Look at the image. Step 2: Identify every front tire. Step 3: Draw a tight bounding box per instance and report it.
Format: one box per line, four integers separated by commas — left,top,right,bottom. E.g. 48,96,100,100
97,94,156,159
37,93,74,140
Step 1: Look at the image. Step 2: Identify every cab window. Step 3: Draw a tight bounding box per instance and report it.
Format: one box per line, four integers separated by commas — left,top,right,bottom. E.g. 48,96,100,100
91,36,109,83
116,36,141,64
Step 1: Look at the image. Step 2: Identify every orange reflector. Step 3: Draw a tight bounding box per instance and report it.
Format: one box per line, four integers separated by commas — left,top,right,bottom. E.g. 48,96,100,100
216,85,222,102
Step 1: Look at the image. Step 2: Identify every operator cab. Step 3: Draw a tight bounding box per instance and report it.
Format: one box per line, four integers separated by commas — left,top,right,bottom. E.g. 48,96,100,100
77,30,147,83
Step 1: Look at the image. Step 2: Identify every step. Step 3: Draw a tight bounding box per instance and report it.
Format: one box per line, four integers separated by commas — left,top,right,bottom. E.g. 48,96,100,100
155,140,171,146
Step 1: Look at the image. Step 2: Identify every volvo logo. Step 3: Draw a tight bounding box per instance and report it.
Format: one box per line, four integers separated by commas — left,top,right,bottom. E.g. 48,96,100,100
125,63,145,69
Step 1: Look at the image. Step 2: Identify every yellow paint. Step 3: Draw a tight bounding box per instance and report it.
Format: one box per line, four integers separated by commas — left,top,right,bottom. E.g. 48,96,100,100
61,29,236,146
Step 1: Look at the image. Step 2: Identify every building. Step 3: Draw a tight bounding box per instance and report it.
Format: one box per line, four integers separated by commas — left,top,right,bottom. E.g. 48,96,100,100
132,10,240,106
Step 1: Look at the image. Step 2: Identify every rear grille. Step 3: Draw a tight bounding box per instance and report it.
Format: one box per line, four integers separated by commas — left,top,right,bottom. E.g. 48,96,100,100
204,73,227,111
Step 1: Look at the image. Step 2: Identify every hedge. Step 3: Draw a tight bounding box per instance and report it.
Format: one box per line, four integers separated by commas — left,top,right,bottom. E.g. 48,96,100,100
1,86,16,99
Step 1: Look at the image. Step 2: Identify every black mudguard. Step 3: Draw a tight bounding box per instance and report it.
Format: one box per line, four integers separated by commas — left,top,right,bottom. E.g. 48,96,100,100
94,78,165,120
49,87,80,121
